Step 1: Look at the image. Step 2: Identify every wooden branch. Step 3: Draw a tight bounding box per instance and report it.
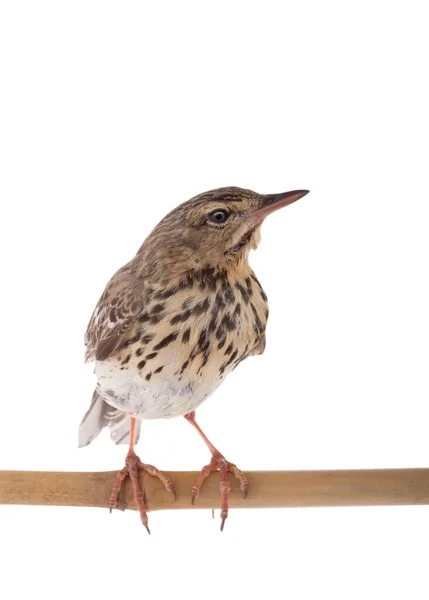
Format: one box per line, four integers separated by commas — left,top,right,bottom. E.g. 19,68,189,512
1,469,428,512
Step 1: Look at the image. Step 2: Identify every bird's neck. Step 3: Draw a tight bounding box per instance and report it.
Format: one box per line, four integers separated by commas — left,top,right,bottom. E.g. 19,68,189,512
153,260,254,291
135,243,253,288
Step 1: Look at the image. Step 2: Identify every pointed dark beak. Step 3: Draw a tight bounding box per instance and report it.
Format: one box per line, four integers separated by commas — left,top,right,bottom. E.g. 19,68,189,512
247,189,309,228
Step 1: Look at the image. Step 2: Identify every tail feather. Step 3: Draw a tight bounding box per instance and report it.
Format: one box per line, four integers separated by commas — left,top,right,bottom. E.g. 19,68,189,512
78,390,141,447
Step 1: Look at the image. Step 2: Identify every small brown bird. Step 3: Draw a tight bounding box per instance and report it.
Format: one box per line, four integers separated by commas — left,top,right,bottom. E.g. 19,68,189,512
79,186,309,531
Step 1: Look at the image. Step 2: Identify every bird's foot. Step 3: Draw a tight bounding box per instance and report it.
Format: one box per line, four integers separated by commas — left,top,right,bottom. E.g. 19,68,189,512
109,450,175,533
191,452,248,531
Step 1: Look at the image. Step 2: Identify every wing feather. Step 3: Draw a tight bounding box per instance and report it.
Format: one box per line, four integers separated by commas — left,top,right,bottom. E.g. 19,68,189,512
84,261,144,363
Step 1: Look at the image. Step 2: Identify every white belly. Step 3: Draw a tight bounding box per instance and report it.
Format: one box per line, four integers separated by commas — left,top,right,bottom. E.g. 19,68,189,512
94,360,219,419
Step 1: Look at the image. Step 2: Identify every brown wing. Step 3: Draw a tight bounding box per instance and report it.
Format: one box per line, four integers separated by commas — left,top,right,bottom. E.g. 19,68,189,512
84,260,144,363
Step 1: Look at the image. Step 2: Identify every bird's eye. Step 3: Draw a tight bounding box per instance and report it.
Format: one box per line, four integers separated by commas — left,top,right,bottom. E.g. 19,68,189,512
208,209,229,225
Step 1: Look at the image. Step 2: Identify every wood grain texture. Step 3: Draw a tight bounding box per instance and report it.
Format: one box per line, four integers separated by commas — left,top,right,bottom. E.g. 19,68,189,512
1,469,429,512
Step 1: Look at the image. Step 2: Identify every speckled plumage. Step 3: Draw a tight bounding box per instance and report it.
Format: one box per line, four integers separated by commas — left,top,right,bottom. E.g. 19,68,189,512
80,187,273,444
79,185,309,530
92,265,267,421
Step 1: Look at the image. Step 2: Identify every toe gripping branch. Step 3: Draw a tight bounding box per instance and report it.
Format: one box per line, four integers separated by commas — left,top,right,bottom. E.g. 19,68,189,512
109,452,175,534
191,454,248,531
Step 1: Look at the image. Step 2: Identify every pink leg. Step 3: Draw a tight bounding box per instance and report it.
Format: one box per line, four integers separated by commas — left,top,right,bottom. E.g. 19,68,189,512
109,416,175,533
184,411,248,531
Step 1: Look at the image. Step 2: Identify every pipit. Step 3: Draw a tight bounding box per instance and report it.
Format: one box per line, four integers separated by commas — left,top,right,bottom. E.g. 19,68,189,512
79,186,309,531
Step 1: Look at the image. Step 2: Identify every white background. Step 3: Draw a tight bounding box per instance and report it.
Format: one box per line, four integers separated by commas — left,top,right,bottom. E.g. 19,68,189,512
1,1,428,598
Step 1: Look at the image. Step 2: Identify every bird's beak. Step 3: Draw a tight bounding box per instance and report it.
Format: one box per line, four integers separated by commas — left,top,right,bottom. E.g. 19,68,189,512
247,190,310,228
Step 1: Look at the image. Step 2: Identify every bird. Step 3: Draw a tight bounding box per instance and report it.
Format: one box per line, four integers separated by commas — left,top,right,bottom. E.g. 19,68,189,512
79,186,309,531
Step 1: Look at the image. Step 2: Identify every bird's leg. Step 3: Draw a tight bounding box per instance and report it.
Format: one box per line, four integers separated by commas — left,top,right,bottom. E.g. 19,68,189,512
184,411,248,531
109,416,175,533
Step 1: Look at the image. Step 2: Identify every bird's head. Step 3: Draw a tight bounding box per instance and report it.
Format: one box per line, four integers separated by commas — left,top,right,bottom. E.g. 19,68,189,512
139,187,309,278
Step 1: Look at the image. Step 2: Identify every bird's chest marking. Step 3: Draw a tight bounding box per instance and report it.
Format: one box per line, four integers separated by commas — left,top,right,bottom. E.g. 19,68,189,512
96,267,268,418
164,268,268,379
